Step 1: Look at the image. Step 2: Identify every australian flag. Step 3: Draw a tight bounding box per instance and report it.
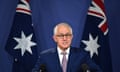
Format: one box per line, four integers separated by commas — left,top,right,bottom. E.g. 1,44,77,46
5,0,38,72
81,0,112,72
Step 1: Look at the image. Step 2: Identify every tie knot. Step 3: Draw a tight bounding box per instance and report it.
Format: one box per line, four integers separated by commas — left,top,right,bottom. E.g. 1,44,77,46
61,51,67,55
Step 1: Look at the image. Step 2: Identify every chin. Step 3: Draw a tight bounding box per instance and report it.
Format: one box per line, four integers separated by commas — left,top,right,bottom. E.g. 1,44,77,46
63,46,69,49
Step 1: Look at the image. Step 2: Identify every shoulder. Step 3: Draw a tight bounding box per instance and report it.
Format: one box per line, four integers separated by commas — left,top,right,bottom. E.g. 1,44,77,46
70,46,89,55
70,46,83,52
40,48,56,55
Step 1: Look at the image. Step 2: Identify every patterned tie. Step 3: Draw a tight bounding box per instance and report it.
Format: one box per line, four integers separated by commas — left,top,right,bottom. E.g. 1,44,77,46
61,51,67,72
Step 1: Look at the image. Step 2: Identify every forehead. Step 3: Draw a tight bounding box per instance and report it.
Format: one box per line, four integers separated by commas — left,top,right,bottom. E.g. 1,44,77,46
57,25,71,33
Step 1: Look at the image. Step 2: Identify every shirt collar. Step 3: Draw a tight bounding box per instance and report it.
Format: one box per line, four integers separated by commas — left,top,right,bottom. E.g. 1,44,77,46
57,46,70,55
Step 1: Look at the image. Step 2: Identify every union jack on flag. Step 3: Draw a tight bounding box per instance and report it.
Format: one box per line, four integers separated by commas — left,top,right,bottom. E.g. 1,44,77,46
5,0,38,72
81,0,112,72
88,0,108,35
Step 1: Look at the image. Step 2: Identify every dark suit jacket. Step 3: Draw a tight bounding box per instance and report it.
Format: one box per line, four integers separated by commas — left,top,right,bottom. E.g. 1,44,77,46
32,47,102,72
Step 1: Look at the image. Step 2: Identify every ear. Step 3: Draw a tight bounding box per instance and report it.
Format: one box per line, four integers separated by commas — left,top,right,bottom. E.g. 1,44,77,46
53,35,57,42
71,35,73,39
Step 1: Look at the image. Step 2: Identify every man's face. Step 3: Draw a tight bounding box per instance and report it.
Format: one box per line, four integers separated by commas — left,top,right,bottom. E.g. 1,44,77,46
53,25,73,50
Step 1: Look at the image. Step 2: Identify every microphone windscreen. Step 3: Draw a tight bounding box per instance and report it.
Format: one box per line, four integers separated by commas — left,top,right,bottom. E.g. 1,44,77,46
40,64,46,72
81,64,89,72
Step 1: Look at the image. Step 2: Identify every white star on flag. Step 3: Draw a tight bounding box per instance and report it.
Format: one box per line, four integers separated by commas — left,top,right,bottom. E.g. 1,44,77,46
13,31,36,56
82,33,100,58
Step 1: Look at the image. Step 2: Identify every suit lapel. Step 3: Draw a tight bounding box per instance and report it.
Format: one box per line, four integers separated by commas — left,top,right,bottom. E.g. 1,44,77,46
49,48,62,72
67,48,79,72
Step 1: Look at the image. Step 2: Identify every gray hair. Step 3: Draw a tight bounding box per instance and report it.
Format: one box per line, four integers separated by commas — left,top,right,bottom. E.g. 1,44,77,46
53,22,73,35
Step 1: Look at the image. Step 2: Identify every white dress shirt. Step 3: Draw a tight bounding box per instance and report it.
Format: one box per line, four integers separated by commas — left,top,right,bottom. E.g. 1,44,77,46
57,46,70,65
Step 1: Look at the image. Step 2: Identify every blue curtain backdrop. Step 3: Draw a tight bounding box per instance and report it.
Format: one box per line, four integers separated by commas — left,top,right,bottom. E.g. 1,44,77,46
105,0,120,72
30,0,91,51
0,0,120,72
0,0,18,72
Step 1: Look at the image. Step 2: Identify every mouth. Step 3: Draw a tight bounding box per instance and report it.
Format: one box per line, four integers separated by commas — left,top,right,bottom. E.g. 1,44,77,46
62,41,69,45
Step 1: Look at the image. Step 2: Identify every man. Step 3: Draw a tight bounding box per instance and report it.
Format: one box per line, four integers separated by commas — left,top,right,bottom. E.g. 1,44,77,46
32,22,102,72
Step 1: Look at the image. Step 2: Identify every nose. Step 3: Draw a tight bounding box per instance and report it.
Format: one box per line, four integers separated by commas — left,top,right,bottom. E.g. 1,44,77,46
63,36,67,40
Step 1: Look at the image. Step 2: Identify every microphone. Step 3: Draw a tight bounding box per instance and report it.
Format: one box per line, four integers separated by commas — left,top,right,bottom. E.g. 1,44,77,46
81,64,90,72
40,64,46,72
